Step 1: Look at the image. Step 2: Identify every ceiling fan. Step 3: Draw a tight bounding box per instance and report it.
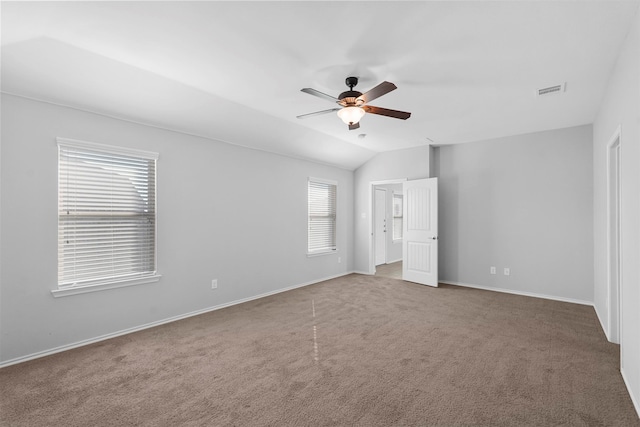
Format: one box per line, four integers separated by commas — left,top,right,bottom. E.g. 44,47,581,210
297,76,411,130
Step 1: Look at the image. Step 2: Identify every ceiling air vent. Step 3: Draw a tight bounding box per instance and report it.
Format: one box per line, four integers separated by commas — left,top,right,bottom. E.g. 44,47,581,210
536,83,566,97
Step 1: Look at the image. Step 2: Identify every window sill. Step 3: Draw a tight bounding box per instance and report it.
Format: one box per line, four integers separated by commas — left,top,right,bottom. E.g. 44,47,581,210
307,249,338,258
51,274,162,298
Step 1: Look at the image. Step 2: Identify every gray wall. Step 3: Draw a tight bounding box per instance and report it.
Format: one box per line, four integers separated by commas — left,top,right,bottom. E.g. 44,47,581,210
593,6,640,412
353,146,430,273
0,94,354,364
434,125,594,303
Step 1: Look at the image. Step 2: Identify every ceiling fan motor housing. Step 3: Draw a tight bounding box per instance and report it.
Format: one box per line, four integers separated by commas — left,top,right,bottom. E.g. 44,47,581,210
339,76,365,106
338,91,364,107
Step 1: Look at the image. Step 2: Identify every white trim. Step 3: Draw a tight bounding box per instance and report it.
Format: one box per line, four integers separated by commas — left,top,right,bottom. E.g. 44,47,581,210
621,368,640,420
0,271,354,368
605,125,622,344
385,258,402,264
370,179,409,186
51,274,162,298
353,270,373,275
56,137,159,160
439,280,594,306
306,249,338,257
308,176,337,186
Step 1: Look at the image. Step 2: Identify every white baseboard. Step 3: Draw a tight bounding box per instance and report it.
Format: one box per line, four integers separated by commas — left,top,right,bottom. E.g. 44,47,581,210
439,280,594,306
386,258,402,264
0,271,354,369
353,270,373,275
621,368,640,420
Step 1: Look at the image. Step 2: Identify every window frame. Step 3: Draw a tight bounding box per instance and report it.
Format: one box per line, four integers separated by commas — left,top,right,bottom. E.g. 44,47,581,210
307,177,338,256
53,137,161,297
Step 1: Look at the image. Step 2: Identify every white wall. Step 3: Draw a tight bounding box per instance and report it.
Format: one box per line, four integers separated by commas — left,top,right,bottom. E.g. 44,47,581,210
434,125,594,304
353,146,430,273
593,5,640,415
0,94,354,364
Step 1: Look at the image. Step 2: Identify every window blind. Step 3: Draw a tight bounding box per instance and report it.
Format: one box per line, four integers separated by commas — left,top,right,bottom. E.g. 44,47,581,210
57,139,158,288
308,179,337,253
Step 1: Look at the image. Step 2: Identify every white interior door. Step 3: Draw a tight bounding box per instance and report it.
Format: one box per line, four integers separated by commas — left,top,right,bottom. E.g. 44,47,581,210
374,188,387,266
402,178,438,286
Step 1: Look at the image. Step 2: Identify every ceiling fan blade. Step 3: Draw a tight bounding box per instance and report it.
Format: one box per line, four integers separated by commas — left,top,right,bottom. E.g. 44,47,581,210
359,81,397,103
301,88,340,103
363,105,411,120
296,108,341,119
348,122,360,131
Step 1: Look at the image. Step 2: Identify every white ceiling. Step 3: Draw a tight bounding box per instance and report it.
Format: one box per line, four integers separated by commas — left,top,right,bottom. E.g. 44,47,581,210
2,1,637,170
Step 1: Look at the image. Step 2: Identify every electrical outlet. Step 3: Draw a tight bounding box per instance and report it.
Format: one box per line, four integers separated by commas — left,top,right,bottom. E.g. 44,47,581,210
504,268,510,276
211,279,218,289
490,266,496,275
338,257,342,263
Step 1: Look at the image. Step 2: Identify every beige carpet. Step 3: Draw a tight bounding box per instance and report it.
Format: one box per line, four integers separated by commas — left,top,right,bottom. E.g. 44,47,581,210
375,261,402,280
1,274,638,426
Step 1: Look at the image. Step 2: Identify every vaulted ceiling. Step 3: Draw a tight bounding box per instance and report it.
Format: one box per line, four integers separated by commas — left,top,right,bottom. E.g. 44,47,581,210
2,1,637,170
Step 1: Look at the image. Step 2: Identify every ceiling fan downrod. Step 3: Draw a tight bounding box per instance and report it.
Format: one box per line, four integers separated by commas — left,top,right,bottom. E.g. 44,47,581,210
345,76,358,90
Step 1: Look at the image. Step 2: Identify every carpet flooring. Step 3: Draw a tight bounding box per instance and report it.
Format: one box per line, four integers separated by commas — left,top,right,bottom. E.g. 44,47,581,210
1,274,638,426
375,261,402,280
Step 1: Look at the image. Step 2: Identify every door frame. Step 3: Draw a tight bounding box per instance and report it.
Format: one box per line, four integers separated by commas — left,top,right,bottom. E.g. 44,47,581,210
368,179,407,275
606,125,622,344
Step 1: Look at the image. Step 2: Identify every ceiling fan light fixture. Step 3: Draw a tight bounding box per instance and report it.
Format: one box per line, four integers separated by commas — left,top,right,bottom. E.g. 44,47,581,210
337,106,365,125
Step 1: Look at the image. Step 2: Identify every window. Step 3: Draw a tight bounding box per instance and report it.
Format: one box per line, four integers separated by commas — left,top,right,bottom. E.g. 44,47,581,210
308,178,337,255
55,138,159,296
393,193,403,240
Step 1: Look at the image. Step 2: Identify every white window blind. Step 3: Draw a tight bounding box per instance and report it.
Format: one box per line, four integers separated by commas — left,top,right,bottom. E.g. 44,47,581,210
57,138,158,289
393,193,403,240
308,178,337,254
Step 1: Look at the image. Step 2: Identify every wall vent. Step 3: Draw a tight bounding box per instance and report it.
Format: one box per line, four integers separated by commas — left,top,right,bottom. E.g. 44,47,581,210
536,83,566,97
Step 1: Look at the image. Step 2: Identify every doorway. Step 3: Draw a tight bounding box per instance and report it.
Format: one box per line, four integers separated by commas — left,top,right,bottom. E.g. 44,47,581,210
374,188,387,266
369,178,438,287
607,128,621,344
370,179,406,275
